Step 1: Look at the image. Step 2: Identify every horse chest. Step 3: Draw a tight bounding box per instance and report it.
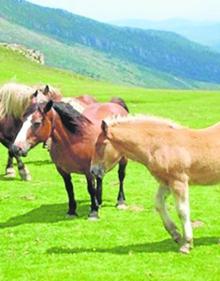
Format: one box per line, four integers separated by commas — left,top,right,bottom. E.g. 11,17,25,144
50,142,92,174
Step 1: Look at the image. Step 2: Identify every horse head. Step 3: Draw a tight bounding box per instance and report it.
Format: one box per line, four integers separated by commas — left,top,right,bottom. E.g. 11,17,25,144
90,120,122,179
11,101,54,157
31,84,62,104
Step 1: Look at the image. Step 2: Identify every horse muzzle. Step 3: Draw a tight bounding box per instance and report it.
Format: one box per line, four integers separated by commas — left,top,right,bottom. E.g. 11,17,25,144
11,144,28,157
90,164,105,179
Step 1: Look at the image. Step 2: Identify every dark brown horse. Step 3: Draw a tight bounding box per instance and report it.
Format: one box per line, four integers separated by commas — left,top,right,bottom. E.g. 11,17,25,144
0,83,61,180
12,99,129,218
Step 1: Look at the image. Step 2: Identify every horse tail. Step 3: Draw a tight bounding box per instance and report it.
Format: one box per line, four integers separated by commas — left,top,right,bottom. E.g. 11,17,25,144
110,97,129,113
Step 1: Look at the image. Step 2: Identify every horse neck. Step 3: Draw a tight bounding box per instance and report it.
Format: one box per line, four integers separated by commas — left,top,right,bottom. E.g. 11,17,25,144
50,110,93,146
110,122,152,165
49,110,70,144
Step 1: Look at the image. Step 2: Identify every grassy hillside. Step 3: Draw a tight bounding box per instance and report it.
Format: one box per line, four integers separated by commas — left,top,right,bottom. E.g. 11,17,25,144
0,44,220,281
1,18,205,90
1,0,220,87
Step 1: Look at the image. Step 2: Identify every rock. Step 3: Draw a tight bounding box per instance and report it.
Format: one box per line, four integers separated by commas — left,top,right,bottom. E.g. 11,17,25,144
0,42,45,64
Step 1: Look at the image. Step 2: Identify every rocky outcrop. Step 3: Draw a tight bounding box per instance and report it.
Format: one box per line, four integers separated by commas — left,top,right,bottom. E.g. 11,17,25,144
0,43,45,64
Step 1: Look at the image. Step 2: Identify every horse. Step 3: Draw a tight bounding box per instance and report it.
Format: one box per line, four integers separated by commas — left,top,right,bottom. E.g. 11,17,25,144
0,83,62,180
12,99,129,219
90,114,220,253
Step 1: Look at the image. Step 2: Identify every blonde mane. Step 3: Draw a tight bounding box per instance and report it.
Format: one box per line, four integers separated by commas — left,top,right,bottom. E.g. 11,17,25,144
104,114,182,129
0,82,35,119
0,83,64,120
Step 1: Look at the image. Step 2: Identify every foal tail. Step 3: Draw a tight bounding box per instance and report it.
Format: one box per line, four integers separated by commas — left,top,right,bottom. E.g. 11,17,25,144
110,97,129,113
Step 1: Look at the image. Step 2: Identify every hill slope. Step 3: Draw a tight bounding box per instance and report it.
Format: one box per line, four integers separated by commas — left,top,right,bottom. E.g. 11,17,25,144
1,0,220,87
1,18,218,90
112,19,220,52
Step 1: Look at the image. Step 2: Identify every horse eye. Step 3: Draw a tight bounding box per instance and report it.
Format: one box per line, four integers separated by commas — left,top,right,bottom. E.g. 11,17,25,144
32,122,41,129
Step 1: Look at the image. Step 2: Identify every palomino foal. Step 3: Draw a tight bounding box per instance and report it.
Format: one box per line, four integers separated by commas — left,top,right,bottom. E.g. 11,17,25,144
91,114,220,253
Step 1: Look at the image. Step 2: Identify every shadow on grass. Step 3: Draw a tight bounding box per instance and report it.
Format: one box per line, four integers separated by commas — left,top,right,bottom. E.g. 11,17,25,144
0,200,93,228
46,236,219,254
21,160,53,166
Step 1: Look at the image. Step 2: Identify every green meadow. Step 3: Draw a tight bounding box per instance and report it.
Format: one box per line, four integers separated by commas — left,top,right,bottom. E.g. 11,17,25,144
0,47,220,281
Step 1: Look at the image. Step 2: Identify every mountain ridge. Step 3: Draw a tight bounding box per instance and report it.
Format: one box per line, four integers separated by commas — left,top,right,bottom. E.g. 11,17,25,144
1,0,220,88
111,18,220,52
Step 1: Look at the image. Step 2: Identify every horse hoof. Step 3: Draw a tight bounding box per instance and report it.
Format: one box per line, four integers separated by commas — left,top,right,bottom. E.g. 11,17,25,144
179,241,193,254
19,168,32,181
5,168,16,178
66,213,78,218
67,211,78,218
179,245,190,254
116,202,128,210
23,174,32,181
88,211,99,220
4,172,16,178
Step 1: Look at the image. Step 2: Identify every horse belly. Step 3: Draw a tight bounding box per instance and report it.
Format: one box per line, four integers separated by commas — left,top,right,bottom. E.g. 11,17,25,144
189,162,220,185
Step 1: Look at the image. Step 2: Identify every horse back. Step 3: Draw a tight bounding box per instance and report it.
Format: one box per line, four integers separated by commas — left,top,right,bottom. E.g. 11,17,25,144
83,102,128,123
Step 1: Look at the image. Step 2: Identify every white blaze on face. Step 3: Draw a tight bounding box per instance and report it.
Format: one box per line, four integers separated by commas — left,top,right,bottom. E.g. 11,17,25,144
14,115,33,150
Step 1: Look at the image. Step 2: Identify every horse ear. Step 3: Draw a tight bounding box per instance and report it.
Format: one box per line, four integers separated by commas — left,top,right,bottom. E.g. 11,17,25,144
44,100,53,113
101,120,108,136
43,85,50,95
31,90,38,98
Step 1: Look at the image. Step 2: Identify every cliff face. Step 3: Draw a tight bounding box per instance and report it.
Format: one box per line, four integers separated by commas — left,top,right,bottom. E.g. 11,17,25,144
0,43,44,64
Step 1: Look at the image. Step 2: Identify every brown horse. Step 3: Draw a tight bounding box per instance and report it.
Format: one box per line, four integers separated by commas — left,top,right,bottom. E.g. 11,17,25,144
61,95,97,110
0,83,61,180
12,100,129,218
90,114,220,253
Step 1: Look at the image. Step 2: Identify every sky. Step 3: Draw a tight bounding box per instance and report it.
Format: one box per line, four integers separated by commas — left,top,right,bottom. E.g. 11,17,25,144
27,0,220,22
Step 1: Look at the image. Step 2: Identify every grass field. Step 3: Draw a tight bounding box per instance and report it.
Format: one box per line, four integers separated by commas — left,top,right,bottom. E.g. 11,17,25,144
0,47,220,281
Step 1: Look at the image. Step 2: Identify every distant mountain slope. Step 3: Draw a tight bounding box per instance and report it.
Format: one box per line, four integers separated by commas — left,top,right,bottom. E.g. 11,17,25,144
1,0,220,88
111,19,220,52
1,17,210,89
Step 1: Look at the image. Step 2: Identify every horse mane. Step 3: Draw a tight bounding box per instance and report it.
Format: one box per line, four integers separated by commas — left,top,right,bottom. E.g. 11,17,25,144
110,97,129,113
61,97,85,113
104,114,182,129
0,82,35,119
53,102,92,134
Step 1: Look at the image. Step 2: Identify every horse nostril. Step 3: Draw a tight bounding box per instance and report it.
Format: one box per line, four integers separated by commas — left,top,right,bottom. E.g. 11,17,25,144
11,144,24,157
11,144,19,155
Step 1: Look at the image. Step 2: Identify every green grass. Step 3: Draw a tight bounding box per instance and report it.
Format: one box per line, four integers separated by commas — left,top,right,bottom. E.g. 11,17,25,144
0,47,220,281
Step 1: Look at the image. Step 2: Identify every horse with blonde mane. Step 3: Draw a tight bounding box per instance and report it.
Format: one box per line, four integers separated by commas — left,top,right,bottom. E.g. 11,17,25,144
0,82,61,180
91,114,220,253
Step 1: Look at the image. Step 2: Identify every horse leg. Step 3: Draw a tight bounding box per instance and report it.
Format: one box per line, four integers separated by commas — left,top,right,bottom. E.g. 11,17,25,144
86,174,99,219
116,157,127,209
172,181,193,254
15,155,32,181
5,150,16,178
155,185,182,243
96,177,103,205
57,167,77,216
